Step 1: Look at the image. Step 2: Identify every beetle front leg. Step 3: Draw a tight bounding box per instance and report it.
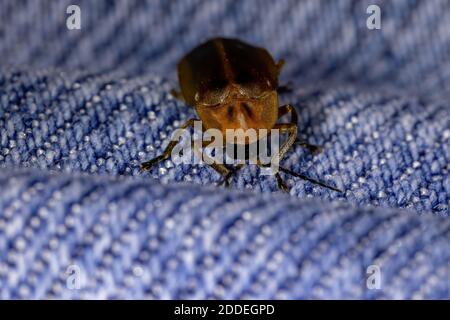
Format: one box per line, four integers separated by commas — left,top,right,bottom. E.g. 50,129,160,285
217,164,244,187
278,104,298,124
262,140,341,193
189,139,232,182
170,89,185,102
277,81,293,94
140,118,196,171
278,104,322,155
266,122,297,192
275,172,289,192
276,59,285,74
273,122,298,163
270,107,341,192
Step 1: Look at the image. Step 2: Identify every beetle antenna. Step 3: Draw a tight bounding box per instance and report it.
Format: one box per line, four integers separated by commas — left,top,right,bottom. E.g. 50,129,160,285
278,166,342,193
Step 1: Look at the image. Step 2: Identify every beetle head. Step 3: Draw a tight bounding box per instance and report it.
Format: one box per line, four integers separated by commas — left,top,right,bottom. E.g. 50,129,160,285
196,91,278,144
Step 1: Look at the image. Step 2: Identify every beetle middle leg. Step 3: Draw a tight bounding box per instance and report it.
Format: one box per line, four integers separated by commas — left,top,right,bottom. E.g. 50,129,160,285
140,118,196,171
294,140,323,155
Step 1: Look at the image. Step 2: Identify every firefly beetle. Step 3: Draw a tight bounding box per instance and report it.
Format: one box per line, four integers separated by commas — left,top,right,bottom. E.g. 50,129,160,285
141,37,341,193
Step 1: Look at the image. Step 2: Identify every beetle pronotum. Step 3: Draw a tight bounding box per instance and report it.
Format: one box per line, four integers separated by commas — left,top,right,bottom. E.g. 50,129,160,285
141,37,341,193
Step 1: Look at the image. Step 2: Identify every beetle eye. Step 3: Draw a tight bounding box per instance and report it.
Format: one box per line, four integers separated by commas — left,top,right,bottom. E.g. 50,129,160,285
237,82,268,98
199,86,231,106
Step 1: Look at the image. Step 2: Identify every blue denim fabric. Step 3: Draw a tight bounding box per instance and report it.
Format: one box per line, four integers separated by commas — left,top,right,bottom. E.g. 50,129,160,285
0,0,449,299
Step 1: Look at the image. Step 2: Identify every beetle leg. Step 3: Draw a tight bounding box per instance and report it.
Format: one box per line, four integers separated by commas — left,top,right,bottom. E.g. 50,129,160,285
256,162,289,193
275,172,289,192
259,162,342,193
217,164,244,187
255,121,297,191
276,59,285,74
294,140,323,155
140,118,196,171
278,104,322,154
254,105,298,173
277,81,293,94
279,166,342,193
278,104,298,124
272,122,298,164
190,139,232,180
269,109,341,192
170,89,185,102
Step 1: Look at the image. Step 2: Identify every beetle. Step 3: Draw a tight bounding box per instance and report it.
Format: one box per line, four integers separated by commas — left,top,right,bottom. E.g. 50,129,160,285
141,37,341,192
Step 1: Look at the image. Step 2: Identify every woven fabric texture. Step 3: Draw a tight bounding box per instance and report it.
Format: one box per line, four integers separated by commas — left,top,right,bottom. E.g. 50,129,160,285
0,0,449,298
